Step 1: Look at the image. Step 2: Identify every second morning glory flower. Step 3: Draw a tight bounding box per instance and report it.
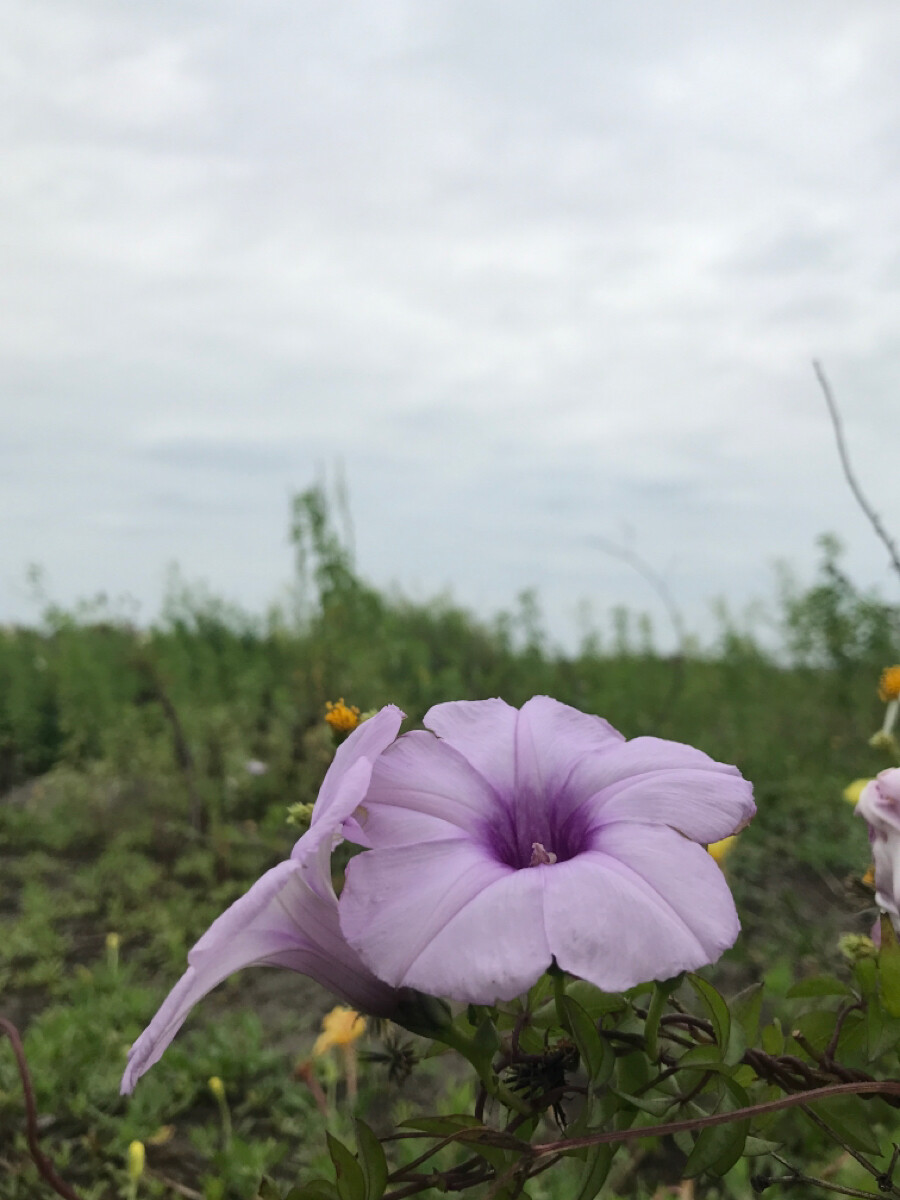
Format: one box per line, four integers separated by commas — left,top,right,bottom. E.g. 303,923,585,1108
340,696,755,1002
856,768,900,934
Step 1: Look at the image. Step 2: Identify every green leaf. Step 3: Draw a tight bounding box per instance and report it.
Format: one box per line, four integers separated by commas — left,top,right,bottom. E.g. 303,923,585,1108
400,1115,483,1134
284,1183,340,1200
688,975,730,1052
760,1019,784,1056
854,955,878,999
879,915,900,1018
682,1119,748,1178
610,1089,676,1117
743,1136,783,1157
327,1133,366,1200
807,1094,884,1156
257,1181,282,1200
471,1015,501,1069
572,1144,614,1200
354,1121,387,1200
615,1049,652,1096
682,1078,750,1178
794,1008,865,1059
732,983,764,1044
866,995,900,1060
677,1043,732,1073
786,975,853,999
532,982,625,1028
562,995,614,1086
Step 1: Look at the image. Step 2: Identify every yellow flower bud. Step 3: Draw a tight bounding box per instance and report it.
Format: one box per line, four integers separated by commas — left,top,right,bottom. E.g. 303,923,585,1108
843,779,872,805
126,1140,145,1182
208,1076,225,1101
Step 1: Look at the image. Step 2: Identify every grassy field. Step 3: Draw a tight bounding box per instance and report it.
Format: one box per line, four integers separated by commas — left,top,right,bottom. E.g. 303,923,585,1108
2,495,899,1198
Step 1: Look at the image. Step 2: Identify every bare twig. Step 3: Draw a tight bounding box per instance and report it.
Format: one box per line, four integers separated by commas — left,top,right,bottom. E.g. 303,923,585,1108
0,1016,84,1200
770,1153,888,1199
814,360,900,585
589,535,688,650
147,1170,204,1200
588,534,688,726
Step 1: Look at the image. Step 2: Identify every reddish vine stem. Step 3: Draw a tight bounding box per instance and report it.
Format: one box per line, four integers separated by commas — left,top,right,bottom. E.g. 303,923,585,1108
533,1079,900,1157
0,1016,84,1200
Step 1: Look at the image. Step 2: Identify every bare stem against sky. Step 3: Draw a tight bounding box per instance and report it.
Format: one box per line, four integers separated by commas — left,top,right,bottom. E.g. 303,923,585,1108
814,360,900,586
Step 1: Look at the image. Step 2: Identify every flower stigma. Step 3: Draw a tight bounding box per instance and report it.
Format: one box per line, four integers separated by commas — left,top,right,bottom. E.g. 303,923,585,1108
529,841,558,867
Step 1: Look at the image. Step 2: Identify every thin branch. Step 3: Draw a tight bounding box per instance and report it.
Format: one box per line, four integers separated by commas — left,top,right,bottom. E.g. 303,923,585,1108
589,536,688,650
814,360,900,585
770,1153,888,1200
0,1016,84,1200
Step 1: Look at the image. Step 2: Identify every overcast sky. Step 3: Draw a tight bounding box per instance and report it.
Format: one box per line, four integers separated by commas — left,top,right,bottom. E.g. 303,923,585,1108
3,1,900,649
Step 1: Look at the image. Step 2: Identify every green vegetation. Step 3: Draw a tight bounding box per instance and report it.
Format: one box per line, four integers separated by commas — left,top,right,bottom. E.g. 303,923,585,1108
1,489,898,1197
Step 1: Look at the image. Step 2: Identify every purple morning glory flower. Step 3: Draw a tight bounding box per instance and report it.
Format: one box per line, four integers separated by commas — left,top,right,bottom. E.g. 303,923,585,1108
121,705,404,1094
339,697,755,1003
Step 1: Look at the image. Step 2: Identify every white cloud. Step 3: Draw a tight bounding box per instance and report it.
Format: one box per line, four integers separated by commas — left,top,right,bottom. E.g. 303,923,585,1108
2,0,900,647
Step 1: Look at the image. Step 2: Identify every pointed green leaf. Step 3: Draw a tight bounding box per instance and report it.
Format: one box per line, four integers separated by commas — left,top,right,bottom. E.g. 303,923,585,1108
732,983,764,1044
327,1133,366,1200
562,995,614,1087
688,975,730,1052
807,1094,884,1156
285,1181,340,1200
400,1114,483,1134
354,1121,387,1200
572,1144,614,1200
854,955,878,999
743,1136,783,1157
786,975,853,999
682,1077,749,1178
761,1019,784,1056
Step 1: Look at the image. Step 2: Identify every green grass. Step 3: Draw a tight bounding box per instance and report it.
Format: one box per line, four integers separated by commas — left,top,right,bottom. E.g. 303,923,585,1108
1,497,899,1197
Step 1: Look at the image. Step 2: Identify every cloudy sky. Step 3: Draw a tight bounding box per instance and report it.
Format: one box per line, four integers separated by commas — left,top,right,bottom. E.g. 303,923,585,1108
3,0,900,648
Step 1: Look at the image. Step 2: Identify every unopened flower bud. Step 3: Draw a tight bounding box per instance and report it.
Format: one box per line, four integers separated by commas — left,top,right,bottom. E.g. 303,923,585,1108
208,1075,225,1101
837,933,877,963
126,1140,145,1182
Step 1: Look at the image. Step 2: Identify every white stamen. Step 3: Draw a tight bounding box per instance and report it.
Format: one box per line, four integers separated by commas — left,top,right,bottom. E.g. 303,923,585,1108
530,842,557,867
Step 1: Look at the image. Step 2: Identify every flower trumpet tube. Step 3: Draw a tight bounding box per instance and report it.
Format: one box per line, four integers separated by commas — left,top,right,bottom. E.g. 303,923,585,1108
340,696,756,1002
121,706,405,1094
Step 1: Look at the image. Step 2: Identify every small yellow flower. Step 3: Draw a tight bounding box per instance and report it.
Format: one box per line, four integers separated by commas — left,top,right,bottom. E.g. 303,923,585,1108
843,779,873,805
126,1140,145,1182
325,699,361,734
879,666,900,702
147,1125,175,1146
312,1006,367,1057
208,1076,225,1101
707,836,736,867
